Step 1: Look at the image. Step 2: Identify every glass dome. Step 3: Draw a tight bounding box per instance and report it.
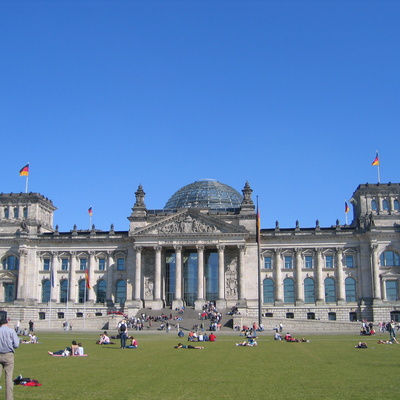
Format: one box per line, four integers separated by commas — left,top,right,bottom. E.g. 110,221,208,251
164,179,242,210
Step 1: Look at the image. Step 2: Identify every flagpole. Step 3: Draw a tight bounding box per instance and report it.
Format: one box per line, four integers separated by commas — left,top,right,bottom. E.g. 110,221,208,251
256,196,262,328
377,151,381,183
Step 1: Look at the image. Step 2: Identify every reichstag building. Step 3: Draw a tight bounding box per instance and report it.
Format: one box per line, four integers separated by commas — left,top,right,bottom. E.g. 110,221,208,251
0,179,400,325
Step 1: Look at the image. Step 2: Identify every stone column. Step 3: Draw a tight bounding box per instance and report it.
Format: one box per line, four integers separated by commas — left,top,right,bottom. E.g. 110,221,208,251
106,251,114,304
195,245,205,310
371,245,381,301
133,246,143,308
172,245,183,309
69,252,77,303
295,248,304,304
216,245,226,309
238,245,246,302
336,248,345,303
88,251,96,302
316,249,324,304
274,250,283,304
16,249,28,302
153,245,163,310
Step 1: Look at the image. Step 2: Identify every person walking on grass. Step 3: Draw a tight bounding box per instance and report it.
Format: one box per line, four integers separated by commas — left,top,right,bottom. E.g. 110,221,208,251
0,319,19,400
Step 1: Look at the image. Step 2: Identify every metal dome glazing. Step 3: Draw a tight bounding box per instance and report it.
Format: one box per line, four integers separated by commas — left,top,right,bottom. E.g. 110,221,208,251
164,179,242,210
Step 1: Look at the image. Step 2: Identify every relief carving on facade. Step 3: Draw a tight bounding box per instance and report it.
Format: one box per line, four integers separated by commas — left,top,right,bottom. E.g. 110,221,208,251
158,215,219,234
225,249,238,299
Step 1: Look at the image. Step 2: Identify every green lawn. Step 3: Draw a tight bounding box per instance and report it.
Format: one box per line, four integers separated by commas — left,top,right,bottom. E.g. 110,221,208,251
9,330,399,399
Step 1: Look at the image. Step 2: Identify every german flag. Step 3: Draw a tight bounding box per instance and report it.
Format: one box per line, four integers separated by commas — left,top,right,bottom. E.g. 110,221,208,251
371,152,379,166
88,207,93,216
85,269,91,289
19,164,29,176
345,202,350,213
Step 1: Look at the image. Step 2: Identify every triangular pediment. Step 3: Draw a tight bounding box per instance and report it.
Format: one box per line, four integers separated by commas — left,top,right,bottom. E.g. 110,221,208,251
381,268,400,278
134,210,247,236
0,271,17,281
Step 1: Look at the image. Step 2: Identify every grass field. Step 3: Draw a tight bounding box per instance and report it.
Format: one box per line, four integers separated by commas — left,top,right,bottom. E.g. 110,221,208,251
8,330,399,400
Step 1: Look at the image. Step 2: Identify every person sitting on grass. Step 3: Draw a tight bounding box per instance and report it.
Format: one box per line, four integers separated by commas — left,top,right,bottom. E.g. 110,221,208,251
174,343,203,349
209,333,216,342
77,343,84,356
126,337,138,349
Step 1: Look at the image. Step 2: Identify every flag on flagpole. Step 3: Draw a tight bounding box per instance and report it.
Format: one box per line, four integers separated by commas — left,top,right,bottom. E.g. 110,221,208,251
371,152,379,166
345,202,350,213
50,265,55,288
256,204,260,244
19,163,29,176
85,269,91,289
88,207,93,216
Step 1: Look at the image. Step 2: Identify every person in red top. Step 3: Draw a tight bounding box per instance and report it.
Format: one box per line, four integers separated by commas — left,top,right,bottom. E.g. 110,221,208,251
209,333,216,342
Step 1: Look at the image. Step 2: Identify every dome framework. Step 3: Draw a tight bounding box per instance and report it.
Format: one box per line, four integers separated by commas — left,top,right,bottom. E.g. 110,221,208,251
164,179,242,210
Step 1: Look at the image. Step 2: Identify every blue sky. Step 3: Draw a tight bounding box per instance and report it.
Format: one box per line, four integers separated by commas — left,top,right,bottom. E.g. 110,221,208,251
1,0,399,232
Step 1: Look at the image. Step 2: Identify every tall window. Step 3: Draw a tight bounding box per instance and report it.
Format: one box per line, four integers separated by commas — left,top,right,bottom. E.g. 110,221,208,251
61,258,69,271
42,280,51,303
13,207,19,219
2,255,19,270
325,277,336,303
78,280,89,303
60,280,68,303
4,283,15,302
304,278,315,303
380,251,400,267
325,255,334,268
43,259,51,271
382,199,389,210
96,280,107,303
386,281,398,301
283,278,295,303
394,199,399,211
264,256,272,269
183,251,198,307
345,255,354,268
116,280,126,304
117,258,125,271
345,277,357,302
205,251,218,302
263,278,274,303
371,199,377,211
284,256,293,269
165,251,176,306
4,208,9,219
23,207,28,218
79,258,87,271
98,258,106,271
305,256,313,269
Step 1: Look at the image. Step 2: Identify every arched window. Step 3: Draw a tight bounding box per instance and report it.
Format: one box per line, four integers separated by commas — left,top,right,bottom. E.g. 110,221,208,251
382,199,389,211
371,199,377,211
60,280,69,303
304,278,315,303
96,280,107,303
380,251,400,267
263,278,274,304
2,255,19,270
325,277,336,303
394,199,399,211
345,277,357,302
283,278,295,303
116,280,126,305
78,280,89,303
42,280,51,303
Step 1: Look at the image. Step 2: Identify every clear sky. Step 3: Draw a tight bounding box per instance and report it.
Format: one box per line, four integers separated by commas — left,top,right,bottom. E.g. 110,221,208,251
1,0,399,232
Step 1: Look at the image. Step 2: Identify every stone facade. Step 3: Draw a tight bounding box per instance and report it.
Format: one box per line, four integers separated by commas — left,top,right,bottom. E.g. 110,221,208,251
0,182,400,325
